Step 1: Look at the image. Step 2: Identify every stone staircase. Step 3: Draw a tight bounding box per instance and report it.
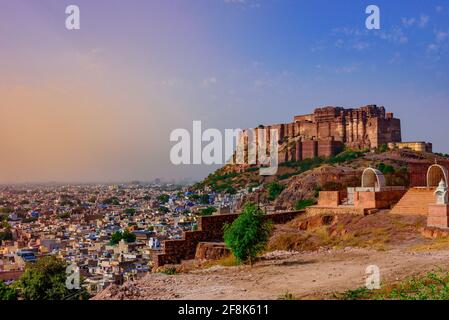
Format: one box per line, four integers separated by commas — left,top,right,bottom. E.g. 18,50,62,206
389,187,436,215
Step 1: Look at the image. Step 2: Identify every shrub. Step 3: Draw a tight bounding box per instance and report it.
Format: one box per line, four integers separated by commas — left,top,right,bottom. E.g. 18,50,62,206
159,267,178,275
0,281,17,300
109,229,136,245
377,163,395,174
198,206,217,216
266,182,285,201
157,194,170,203
294,199,316,210
15,256,89,300
0,229,13,242
123,208,136,216
223,202,273,265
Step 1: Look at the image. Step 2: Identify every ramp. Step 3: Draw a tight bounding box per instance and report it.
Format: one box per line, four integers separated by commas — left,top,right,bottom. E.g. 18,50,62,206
389,187,435,215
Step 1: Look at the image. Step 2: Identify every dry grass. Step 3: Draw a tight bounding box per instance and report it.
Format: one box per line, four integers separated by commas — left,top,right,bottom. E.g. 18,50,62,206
408,238,449,252
200,253,241,269
336,268,449,300
268,213,425,253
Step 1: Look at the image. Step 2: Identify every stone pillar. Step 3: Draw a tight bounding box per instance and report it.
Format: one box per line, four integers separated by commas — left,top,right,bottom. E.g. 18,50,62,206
427,180,449,228
427,204,449,229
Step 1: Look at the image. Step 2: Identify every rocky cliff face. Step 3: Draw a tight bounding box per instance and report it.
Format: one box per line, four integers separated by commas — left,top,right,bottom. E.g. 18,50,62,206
274,165,363,209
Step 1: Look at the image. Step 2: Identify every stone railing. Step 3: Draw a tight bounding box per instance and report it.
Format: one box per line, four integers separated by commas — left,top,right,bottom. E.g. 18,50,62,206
153,210,303,268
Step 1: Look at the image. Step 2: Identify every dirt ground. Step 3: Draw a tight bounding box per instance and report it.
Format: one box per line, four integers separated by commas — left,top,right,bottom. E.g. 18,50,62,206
94,245,449,300
93,212,449,300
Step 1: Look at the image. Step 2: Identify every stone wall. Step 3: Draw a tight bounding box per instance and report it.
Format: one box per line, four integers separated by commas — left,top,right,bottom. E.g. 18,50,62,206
153,211,303,268
353,190,406,209
409,161,449,187
238,105,402,166
427,204,449,228
194,242,230,261
318,191,341,207
388,142,433,153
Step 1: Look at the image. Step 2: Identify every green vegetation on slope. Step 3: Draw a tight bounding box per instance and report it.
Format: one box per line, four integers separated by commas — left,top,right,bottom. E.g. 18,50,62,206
337,269,449,300
224,202,273,265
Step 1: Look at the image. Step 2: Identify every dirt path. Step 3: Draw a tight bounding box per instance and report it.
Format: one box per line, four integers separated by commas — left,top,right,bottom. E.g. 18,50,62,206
94,247,449,300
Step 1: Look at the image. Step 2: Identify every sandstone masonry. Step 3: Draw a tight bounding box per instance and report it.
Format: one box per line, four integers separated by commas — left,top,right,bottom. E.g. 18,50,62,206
241,105,402,163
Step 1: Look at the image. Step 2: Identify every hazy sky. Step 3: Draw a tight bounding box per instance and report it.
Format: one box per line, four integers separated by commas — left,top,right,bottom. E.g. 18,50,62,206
1,0,449,183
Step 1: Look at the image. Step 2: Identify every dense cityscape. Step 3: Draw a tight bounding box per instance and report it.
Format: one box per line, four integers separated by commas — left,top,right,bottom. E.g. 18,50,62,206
0,181,241,296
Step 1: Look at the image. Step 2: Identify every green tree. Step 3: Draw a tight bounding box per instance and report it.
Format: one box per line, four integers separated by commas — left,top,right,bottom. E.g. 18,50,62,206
0,229,13,242
15,256,88,300
199,194,210,205
223,202,272,265
266,182,285,201
198,206,217,216
109,229,136,245
157,194,170,203
102,197,120,205
0,280,18,300
158,206,170,214
123,208,136,216
122,229,136,243
294,198,316,210
377,162,395,174
109,231,123,245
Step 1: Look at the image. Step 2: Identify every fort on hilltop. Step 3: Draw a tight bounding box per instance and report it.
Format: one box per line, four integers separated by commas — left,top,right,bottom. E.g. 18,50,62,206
241,105,431,164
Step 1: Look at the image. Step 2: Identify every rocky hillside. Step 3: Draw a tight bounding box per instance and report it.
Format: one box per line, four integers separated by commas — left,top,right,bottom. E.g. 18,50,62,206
195,149,447,210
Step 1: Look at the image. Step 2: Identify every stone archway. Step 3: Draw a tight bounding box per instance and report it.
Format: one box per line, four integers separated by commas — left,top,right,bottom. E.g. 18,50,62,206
427,164,448,187
361,168,386,189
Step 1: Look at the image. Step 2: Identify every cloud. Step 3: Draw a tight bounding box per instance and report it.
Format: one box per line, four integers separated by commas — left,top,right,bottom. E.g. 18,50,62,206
202,77,217,87
402,14,429,28
353,41,370,51
388,52,401,64
426,30,449,58
419,15,430,28
436,6,444,13
436,30,449,43
401,17,416,27
223,0,261,8
315,63,362,75
378,27,408,44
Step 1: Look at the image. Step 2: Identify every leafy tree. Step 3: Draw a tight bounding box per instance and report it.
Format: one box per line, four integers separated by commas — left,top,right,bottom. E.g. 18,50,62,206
0,281,18,300
109,231,123,245
102,197,120,205
377,144,388,153
266,182,285,201
294,199,316,210
123,208,136,216
199,194,210,205
122,229,136,243
157,194,170,203
377,163,395,174
198,206,217,216
109,229,136,245
223,202,273,265
15,256,88,300
158,206,170,214
0,229,13,242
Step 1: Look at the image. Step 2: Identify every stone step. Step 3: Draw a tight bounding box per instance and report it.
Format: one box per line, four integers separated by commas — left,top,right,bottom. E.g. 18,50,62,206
390,187,435,215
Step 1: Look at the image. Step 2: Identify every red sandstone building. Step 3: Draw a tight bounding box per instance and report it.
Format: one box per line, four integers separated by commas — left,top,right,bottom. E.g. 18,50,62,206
242,105,403,163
